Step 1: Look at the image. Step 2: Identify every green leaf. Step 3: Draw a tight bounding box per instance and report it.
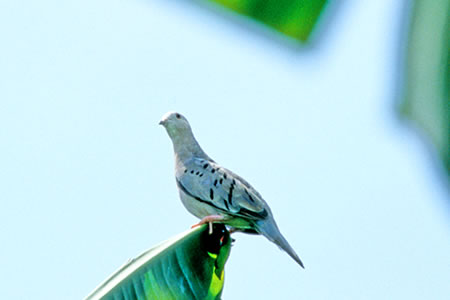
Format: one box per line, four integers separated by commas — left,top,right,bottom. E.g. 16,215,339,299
203,0,329,42
400,0,450,178
85,224,231,300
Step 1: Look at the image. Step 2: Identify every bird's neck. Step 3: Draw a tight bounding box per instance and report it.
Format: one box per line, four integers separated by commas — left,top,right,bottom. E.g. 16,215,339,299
171,129,209,162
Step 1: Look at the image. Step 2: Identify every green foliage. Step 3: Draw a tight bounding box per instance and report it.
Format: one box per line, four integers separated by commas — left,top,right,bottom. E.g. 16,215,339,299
85,224,231,300
206,0,328,41
400,0,450,178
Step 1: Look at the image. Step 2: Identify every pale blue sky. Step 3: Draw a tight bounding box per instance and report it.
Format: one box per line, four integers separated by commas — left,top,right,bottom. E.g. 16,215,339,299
0,0,449,299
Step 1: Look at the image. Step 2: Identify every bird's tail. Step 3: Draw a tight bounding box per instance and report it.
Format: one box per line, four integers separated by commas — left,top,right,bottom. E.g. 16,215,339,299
256,218,305,268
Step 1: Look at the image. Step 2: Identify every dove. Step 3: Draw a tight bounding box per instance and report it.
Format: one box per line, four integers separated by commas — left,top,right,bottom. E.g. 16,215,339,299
159,111,304,268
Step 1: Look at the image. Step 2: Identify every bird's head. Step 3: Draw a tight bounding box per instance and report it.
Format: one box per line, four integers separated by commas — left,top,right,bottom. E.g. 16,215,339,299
159,111,192,139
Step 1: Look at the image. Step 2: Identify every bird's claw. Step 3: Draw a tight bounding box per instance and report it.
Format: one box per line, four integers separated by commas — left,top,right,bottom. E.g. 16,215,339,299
191,215,226,235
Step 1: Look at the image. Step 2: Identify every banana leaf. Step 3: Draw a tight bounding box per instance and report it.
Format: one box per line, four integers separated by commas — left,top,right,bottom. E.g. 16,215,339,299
85,224,231,300
201,0,329,42
400,0,450,179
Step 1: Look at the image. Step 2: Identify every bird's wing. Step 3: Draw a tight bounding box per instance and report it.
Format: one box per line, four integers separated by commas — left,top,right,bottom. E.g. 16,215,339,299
176,158,269,220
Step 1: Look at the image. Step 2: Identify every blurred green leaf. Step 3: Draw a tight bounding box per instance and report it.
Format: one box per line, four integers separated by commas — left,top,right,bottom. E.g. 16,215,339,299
400,0,450,178
205,0,328,41
85,224,231,300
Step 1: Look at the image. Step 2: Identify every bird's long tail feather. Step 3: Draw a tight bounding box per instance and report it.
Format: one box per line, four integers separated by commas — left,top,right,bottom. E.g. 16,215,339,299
256,219,305,268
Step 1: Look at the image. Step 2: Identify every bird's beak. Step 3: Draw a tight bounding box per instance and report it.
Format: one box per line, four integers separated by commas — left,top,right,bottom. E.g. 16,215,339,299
158,120,164,126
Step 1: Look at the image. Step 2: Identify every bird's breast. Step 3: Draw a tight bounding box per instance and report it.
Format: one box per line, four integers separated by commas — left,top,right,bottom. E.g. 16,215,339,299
177,188,219,219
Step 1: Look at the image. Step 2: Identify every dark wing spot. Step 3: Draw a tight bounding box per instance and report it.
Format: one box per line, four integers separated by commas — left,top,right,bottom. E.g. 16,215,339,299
223,199,230,210
219,178,223,184
184,169,188,173
203,163,209,169
211,169,216,174
223,173,227,179
245,189,255,203
190,170,194,174
232,179,236,185
228,184,234,206
199,173,203,177
196,171,200,175
210,188,214,200
214,179,218,187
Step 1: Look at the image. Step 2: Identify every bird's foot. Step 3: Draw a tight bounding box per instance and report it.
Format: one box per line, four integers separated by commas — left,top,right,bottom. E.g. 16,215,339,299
191,215,226,234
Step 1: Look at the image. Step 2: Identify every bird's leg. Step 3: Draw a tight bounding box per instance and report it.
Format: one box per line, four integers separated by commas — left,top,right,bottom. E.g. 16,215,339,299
191,215,226,234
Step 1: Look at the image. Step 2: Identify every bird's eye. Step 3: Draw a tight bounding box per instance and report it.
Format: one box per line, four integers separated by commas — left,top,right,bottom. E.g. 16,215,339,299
175,113,181,119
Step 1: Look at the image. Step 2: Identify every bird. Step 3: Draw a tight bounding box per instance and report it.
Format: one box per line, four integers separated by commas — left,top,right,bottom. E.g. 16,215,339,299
159,111,304,268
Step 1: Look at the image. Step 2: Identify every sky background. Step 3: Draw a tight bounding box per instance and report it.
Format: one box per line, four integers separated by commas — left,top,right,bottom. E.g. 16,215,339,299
1,0,449,299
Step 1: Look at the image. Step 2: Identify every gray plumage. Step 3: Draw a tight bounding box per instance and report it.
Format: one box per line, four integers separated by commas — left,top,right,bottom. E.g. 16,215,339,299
159,111,304,268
